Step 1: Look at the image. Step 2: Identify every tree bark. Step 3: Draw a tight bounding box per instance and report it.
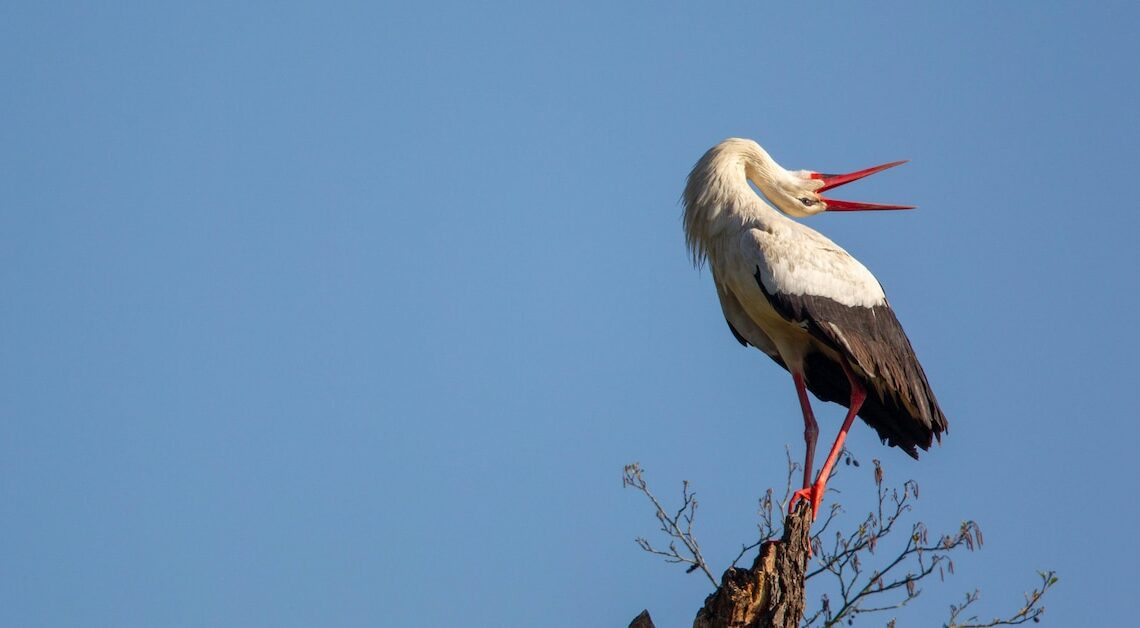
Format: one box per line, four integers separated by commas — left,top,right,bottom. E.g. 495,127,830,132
632,501,813,628
629,609,655,628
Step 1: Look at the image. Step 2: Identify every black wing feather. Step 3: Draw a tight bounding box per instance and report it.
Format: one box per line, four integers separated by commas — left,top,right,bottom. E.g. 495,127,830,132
753,266,948,458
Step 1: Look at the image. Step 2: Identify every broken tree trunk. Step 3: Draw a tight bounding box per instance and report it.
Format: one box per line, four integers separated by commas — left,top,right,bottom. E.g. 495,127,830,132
631,501,813,628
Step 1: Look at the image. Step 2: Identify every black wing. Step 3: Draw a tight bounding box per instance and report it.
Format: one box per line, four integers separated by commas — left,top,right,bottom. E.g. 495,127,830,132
754,267,948,458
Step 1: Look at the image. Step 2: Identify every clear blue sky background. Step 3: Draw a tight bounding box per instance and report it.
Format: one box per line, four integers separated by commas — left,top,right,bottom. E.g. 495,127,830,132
3,2,1138,626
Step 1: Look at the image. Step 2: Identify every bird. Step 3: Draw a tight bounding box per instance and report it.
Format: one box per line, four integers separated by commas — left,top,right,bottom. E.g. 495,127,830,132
682,138,947,519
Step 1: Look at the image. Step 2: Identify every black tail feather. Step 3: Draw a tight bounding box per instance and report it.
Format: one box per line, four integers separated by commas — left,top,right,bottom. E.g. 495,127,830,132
800,351,943,459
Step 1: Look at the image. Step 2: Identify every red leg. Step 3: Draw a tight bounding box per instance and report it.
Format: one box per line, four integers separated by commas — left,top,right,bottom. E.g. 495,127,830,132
791,360,867,519
791,372,818,490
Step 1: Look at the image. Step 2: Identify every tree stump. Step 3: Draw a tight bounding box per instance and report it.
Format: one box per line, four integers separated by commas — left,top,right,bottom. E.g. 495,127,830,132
633,501,813,628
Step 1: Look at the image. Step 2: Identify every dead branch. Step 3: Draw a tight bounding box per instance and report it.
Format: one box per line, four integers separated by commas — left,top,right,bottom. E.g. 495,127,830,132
944,570,1057,627
626,457,1057,627
623,463,718,587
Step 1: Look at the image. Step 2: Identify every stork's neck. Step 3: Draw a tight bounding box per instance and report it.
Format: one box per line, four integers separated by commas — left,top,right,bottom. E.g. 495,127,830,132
682,139,791,265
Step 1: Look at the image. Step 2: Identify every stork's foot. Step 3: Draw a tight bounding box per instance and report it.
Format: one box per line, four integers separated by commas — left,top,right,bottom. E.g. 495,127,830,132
789,483,825,520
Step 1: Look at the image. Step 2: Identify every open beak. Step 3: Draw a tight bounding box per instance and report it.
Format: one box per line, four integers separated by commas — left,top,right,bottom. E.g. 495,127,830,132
812,160,915,211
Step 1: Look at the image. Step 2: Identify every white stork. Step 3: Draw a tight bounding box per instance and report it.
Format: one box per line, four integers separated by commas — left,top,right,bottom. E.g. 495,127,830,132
682,138,947,518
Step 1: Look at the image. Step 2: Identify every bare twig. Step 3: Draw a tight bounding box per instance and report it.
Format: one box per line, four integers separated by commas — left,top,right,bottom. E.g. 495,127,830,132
803,459,987,626
626,456,1057,627
945,570,1058,627
801,460,1055,628
623,463,718,587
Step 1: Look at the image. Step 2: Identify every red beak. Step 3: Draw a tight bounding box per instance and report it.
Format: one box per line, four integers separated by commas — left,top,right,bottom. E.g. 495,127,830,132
811,160,914,211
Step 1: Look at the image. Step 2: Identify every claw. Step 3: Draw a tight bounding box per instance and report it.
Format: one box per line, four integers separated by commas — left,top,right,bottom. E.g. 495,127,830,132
789,483,824,520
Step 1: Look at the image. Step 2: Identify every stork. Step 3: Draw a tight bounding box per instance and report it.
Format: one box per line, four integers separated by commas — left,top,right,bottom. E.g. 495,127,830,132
682,138,947,519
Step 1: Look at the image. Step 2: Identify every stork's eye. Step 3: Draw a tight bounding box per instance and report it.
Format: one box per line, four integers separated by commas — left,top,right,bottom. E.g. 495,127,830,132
798,197,817,207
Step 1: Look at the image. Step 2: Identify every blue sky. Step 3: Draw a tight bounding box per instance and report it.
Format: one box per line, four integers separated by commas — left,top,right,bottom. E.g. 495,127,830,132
2,2,1138,626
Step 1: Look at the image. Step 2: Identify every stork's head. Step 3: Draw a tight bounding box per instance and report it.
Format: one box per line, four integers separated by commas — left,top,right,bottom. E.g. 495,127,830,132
683,138,915,265
744,146,914,218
